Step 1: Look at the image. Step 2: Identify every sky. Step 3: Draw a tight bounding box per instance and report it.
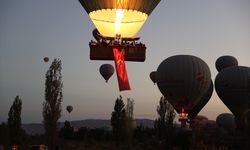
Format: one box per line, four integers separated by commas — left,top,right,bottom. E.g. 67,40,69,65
0,0,250,123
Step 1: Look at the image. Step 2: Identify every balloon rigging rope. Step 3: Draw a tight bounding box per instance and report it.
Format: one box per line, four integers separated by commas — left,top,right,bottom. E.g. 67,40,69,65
91,18,146,24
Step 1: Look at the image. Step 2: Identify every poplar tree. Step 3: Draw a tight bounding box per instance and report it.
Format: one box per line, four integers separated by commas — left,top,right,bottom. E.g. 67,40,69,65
111,95,126,147
8,96,22,145
43,59,63,150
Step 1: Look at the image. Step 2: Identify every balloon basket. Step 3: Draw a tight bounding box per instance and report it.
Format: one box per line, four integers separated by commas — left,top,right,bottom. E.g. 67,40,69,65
89,42,146,62
179,117,188,128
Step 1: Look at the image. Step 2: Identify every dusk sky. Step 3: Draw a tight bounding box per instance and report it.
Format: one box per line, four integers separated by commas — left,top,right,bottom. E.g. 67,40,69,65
1,0,250,123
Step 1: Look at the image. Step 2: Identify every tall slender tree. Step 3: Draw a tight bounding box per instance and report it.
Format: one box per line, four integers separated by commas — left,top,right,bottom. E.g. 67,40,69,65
111,95,126,147
155,96,176,148
125,98,135,149
43,59,63,150
8,96,22,145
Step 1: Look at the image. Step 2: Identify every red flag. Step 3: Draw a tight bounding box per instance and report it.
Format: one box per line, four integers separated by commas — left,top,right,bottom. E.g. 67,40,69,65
113,48,131,91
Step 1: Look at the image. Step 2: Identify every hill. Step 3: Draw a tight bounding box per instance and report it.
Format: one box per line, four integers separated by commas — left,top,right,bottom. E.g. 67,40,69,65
22,119,154,135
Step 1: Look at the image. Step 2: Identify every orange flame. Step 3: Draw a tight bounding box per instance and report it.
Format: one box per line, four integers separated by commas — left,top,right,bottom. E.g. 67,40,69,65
179,108,188,118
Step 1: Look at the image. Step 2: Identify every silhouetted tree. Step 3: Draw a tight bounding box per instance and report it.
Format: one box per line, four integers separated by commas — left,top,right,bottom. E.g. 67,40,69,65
155,96,176,149
0,122,10,148
8,96,22,145
43,59,63,150
125,98,136,149
111,95,126,147
59,121,74,139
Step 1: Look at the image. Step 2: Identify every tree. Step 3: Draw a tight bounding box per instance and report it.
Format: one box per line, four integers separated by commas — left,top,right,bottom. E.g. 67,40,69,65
59,121,74,139
8,96,22,145
111,95,126,147
0,122,10,148
43,59,63,150
155,96,176,149
125,98,136,149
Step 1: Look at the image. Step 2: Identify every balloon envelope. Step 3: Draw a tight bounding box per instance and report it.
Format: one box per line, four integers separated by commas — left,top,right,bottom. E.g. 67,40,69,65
188,80,214,119
215,55,238,72
79,0,161,38
156,55,211,114
66,105,73,113
216,113,235,129
99,64,115,83
215,66,250,120
149,71,157,84
244,110,250,128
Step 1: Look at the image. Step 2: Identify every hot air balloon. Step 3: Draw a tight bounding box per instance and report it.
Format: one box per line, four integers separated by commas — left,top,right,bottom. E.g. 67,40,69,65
215,55,238,72
79,0,161,62
79,0,161,38
216,113,235,129
66,105,73,114
157,55,211,127
43,57,49,63
191,115,208,129
205,120,217,129
92,28,102,42
99,64,115,83
188,80,214,119
215,66,250,125
149,71,157,84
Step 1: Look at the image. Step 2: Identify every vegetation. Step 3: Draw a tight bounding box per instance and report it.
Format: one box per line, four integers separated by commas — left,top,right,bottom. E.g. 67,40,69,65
1,94,250,150
43,59,63,150
59,121,74,139
155,96,176,149
8,96,23,145
111,95,126,147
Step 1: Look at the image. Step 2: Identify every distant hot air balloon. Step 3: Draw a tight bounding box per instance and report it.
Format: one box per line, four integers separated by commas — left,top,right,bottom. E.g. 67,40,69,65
66,105,73,114
191,115,208,129
215,55,238,72
99,64,115,83
92,28,102,42
157,55,211,126
215,66,250,125
216,113,235,129
205,120,217,129
188,80,214,119
43,57,49,63
149,71,157,84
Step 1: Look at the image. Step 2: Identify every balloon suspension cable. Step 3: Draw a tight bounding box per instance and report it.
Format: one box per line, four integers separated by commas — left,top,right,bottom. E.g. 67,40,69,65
105,80,108,83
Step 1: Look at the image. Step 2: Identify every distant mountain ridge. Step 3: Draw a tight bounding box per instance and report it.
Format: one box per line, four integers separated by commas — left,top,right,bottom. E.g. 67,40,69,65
22,119,154,135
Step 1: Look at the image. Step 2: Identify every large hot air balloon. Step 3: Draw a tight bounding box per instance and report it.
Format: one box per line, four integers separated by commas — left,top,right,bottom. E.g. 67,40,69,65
99,64,115,83
66,105,73,114
215,55,238,72
79,0,161,62
243,110,250,128
215,66,250,124
188,80,214,119
149,71,157,84
157,55,211,118
43,57,49,63
79,0,161,38
216,113,235,129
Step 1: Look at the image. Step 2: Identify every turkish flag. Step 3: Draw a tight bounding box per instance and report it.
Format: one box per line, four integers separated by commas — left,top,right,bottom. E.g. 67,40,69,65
113,48,131,91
